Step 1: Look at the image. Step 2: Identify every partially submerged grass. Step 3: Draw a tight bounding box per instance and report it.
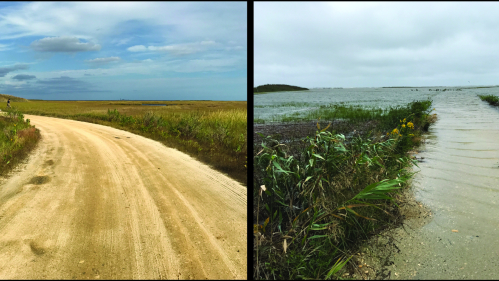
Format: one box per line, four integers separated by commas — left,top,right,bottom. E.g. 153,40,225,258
478,94,499,106
15,100,247,185
0,107,41,176
253,100,436,279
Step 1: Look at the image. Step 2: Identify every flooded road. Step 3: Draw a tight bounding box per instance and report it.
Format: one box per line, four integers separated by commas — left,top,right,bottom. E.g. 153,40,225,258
386,91,499,279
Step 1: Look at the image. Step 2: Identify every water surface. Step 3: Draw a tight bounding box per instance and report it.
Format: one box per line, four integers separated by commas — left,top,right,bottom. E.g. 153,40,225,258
255,86,499,278
394,90,499,279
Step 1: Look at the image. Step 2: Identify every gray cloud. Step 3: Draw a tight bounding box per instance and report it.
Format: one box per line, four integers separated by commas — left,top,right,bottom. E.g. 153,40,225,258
255,2,499,87
12,74,36,80
36,76,94,92
85,57,121,67
0,64,29,77
30,37,101,53
0,77,110,100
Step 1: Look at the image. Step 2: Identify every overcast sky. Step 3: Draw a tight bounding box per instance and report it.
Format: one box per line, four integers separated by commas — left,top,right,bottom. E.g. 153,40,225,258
255,2,499,88
0,2,246,100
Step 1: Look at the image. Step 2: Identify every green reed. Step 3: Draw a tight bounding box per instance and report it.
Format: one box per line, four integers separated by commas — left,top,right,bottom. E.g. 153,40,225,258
253,100,435,279
478,94,499,106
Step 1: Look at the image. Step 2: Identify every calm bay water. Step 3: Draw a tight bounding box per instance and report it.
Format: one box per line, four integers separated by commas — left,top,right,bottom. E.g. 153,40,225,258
254,87,496,122
254,86,499,278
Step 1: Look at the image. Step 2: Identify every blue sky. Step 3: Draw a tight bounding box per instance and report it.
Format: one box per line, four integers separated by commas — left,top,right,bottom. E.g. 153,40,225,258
0,2,247,100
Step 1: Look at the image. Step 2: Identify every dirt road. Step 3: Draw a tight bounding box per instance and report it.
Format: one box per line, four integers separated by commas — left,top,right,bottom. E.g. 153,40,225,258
0,115,247,279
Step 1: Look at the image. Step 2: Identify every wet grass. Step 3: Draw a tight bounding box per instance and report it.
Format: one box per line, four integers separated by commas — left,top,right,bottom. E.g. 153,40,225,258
0,107,41,176
253,100,436,279
255,102,435,133
14,100,247,186
478,94,499,106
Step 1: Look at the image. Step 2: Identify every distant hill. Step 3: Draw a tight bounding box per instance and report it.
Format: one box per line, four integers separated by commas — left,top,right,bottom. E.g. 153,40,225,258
254,84,309,93
0,94,29,102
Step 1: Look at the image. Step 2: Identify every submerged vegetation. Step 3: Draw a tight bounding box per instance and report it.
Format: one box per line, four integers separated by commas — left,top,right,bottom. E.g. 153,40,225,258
253,100,437,279
15,100,247,185
0,107,41,176
254,84,309,94
478,94,499,106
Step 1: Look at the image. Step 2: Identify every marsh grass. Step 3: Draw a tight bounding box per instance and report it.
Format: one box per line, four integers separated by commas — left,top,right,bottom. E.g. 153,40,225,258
15,100,247,185
253,100,435,279
478,94,499,106
256,102,435,134
0,107,41,176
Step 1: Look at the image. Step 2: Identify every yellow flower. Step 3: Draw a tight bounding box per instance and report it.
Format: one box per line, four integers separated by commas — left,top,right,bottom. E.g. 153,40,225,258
407,122,414,129
409,134,414,137
403,118,406,122
402,124,406,128
391,128,399,135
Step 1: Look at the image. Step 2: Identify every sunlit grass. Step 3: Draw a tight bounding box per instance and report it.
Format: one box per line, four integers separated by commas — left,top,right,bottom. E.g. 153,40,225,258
0,107,41,176
15,100,247,185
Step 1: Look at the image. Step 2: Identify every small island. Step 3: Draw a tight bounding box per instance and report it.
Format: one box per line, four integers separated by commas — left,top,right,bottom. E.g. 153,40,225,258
254,84,309,94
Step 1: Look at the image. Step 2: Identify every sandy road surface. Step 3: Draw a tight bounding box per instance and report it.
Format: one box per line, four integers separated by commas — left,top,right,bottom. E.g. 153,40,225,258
0,115,247,279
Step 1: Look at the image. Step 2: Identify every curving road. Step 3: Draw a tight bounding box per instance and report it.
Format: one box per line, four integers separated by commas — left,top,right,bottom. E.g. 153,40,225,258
0,115,247,279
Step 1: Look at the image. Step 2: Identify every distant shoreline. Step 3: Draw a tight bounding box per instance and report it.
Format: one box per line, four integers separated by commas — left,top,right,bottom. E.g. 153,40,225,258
253,84,309,94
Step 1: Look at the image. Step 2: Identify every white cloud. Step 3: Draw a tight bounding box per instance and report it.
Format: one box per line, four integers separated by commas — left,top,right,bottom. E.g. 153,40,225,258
127,45,147,52
200,40,216,45
226,46,243,51
0,43,12,51
127,41,217,55
0,2,246,44
85,56,121,66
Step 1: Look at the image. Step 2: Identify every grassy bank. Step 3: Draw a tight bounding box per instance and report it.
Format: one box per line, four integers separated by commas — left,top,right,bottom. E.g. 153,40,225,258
478,94,499,106
14,100,247,186
253,100,436,279
0,107,41,176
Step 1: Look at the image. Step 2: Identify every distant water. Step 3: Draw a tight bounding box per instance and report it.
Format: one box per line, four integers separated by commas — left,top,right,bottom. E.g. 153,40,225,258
254,86,499,121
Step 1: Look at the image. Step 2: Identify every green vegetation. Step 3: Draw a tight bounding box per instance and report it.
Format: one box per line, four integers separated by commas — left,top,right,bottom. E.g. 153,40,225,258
0,107,41,176
253,100,436,279
14,100,247,185
255,102,436,133
254,84,309,94
478,94,499,106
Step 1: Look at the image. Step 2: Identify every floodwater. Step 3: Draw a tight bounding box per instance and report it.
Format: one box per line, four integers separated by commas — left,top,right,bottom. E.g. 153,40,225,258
254,86,499,278
254,87,438,121
387,89,499,279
